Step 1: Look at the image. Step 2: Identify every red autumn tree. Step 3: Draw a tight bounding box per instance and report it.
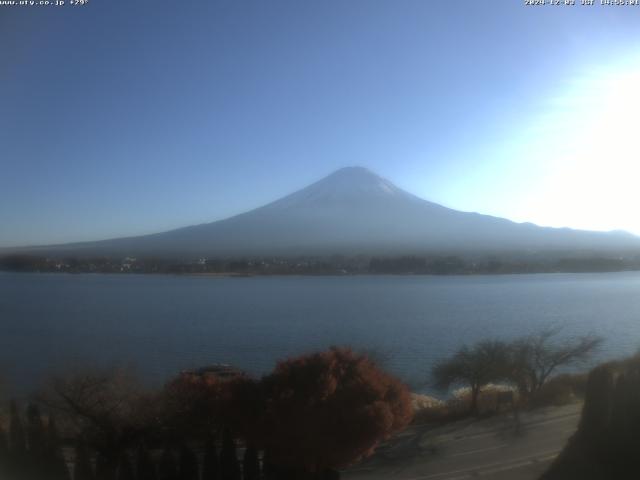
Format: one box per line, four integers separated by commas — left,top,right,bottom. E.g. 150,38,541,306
243,347,413,474
162,367,242,440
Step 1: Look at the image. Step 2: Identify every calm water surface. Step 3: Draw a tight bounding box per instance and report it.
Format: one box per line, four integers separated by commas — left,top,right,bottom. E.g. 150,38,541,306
2,272,640,393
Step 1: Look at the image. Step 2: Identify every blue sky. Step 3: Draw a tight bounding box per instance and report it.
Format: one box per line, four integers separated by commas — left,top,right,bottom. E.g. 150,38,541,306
2,0,640,247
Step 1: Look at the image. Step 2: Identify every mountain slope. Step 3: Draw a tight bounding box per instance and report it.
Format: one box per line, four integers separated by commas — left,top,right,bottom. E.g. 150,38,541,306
12,167,640,258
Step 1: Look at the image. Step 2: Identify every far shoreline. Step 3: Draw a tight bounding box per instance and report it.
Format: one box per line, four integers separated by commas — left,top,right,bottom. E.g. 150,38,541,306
3,269,640,278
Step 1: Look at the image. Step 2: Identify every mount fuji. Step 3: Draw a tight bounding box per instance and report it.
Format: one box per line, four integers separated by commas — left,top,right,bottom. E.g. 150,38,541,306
12,167,640,258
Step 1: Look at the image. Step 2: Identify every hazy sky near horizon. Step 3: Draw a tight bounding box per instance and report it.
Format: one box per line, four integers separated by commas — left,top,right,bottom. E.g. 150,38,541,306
2,0,640,247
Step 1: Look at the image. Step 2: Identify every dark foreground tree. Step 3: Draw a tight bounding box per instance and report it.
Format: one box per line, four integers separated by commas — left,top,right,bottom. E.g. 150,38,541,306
136,444,157,480
432,340,510,414
158,448,179,480
508,329,602,399
0,424,9,478
201,435,219,480
178,445,198,480
74,445,95,480
117,453,135,480
219,428,241,480
8,400,27,477
242,445,260,480
242,347,412,477
9,400,26,459
96,451,116,480
46,414,70,480
26,404,46,462
542,354,640,479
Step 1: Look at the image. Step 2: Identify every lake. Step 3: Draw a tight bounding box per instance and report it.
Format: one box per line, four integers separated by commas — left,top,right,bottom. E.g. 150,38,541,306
2,271,640,394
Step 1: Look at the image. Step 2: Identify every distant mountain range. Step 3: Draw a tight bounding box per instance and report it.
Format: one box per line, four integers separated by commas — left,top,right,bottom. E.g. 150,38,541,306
8,167,640,258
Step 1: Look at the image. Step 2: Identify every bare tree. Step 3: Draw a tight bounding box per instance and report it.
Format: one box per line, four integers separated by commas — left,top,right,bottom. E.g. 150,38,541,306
507,328,602,399
432,340,510,414
40,368,157,477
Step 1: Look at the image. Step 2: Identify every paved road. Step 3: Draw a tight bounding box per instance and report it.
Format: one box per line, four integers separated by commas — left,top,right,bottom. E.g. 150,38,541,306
344,403,582,480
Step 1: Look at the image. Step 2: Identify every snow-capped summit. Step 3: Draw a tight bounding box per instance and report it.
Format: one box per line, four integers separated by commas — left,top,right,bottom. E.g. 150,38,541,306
266,167,416,209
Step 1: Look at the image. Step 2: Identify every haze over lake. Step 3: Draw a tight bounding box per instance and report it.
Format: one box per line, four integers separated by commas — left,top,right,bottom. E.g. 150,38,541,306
3,271,640,394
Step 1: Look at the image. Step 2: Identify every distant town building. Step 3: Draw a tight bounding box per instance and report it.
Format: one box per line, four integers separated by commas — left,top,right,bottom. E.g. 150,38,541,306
180,364,244,381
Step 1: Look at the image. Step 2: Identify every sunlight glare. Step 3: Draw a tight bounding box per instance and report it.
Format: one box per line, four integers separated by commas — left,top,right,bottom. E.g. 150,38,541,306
525,66,640,235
